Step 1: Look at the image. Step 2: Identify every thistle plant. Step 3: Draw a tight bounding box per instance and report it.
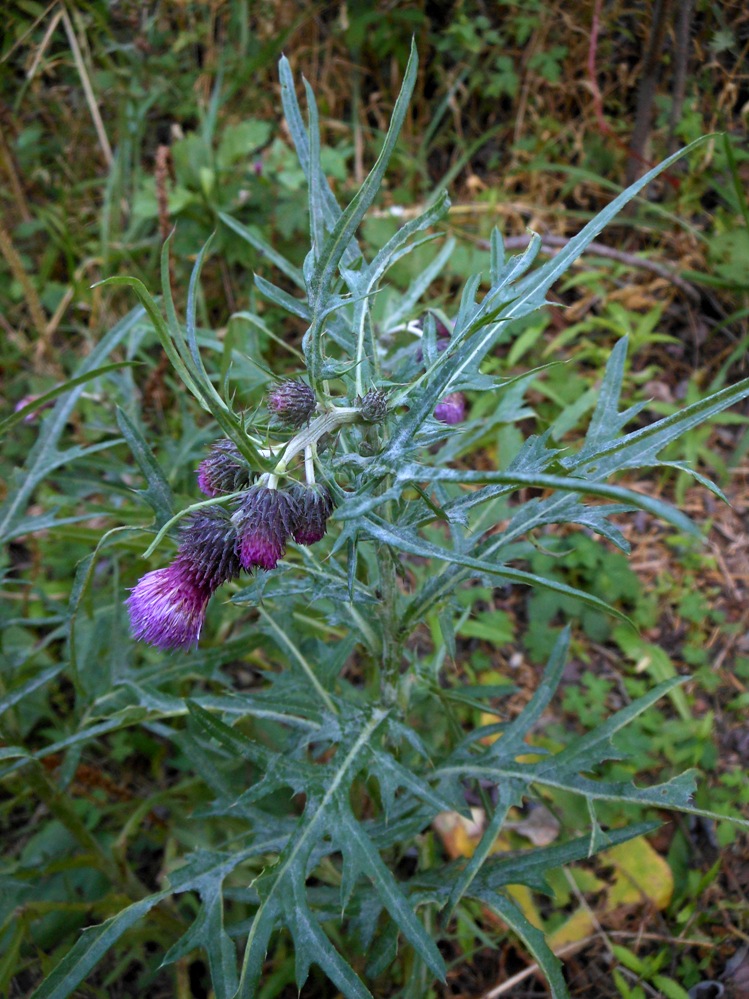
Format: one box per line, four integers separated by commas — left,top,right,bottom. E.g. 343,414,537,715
29,42,749,999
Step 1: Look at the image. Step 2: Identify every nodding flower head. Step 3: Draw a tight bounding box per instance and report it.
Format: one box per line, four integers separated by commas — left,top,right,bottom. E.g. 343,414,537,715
267,380,316,428
234,483,299,571
197,439,253,497
291,483,335,546
434,392,466,425
127,509,241,650
359,388,388,424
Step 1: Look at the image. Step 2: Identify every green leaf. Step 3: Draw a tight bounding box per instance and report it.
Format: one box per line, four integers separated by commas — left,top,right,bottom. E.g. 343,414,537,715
392,462,699,537
236,709,389,998
563,337,749,477
335,802,446,980
116,407,174,526
0,362,134,437
361,516,627,629
0,306,146,545
0,666,65,718
216,119,271,167
29,893,169,999
442,780,521,923
218,211,305,288
302,38,419,382
473,891,568,997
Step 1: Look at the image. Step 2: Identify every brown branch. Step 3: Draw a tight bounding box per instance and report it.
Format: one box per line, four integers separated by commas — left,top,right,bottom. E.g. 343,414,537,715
587,0,679,189
667,0,693,157
0,216,47,341
626,0,674,186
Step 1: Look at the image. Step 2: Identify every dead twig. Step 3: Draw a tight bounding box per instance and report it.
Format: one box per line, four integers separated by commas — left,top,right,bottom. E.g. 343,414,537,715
0,216,46,345
60,6,113,167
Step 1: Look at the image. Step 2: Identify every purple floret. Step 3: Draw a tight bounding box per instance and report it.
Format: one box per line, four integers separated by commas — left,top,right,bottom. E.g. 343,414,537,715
292,484,334,546
127,508,241,650
434,392,466,425
127,559,211,650
235,485,299,571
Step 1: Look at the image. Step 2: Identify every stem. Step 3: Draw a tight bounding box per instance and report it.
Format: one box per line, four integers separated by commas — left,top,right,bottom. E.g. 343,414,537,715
377,546,403,707
304,446,316,485
258,606,338,715
273,407,360,475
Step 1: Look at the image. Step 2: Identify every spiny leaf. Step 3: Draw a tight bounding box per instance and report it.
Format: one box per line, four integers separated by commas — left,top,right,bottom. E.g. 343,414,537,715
236,709,389,998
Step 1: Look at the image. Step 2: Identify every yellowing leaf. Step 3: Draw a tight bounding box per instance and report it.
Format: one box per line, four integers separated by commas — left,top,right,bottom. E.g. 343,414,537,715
605,837,673,909
547,836,673,951
432,809,484,859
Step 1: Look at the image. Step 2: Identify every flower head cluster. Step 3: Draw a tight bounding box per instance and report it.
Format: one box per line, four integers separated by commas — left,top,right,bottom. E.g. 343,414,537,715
234,480,335,570
128,429,337,648
127,509,241,650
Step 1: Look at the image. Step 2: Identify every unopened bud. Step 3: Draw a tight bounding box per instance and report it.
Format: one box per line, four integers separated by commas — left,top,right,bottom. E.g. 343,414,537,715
197,439,253,497
267,380,316,428
234,484,300,570
359,388,388,424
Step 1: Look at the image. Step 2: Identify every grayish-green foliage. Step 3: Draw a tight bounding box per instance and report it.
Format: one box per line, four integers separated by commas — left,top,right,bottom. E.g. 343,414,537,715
4,40,749,999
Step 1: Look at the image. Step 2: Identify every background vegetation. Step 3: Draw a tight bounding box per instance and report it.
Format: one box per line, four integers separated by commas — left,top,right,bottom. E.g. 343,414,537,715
1,2,748,997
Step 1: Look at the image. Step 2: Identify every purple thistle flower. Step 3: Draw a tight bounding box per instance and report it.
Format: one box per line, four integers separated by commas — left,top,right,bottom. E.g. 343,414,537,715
267,380,316,428
197,439,253,497
127,509,241,650
127,559,212,650
235,484,299,570
14,394,54,424
291,484,335,546
434,392,466,425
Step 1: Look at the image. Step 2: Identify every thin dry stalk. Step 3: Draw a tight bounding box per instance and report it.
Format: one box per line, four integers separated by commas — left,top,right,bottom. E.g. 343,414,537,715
480,937,601,998
0,120,31,222
154,144,172,244
497,232,701,303
26,4,64,82
0,0,58,64
0,216,46,343
60,6,113,167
